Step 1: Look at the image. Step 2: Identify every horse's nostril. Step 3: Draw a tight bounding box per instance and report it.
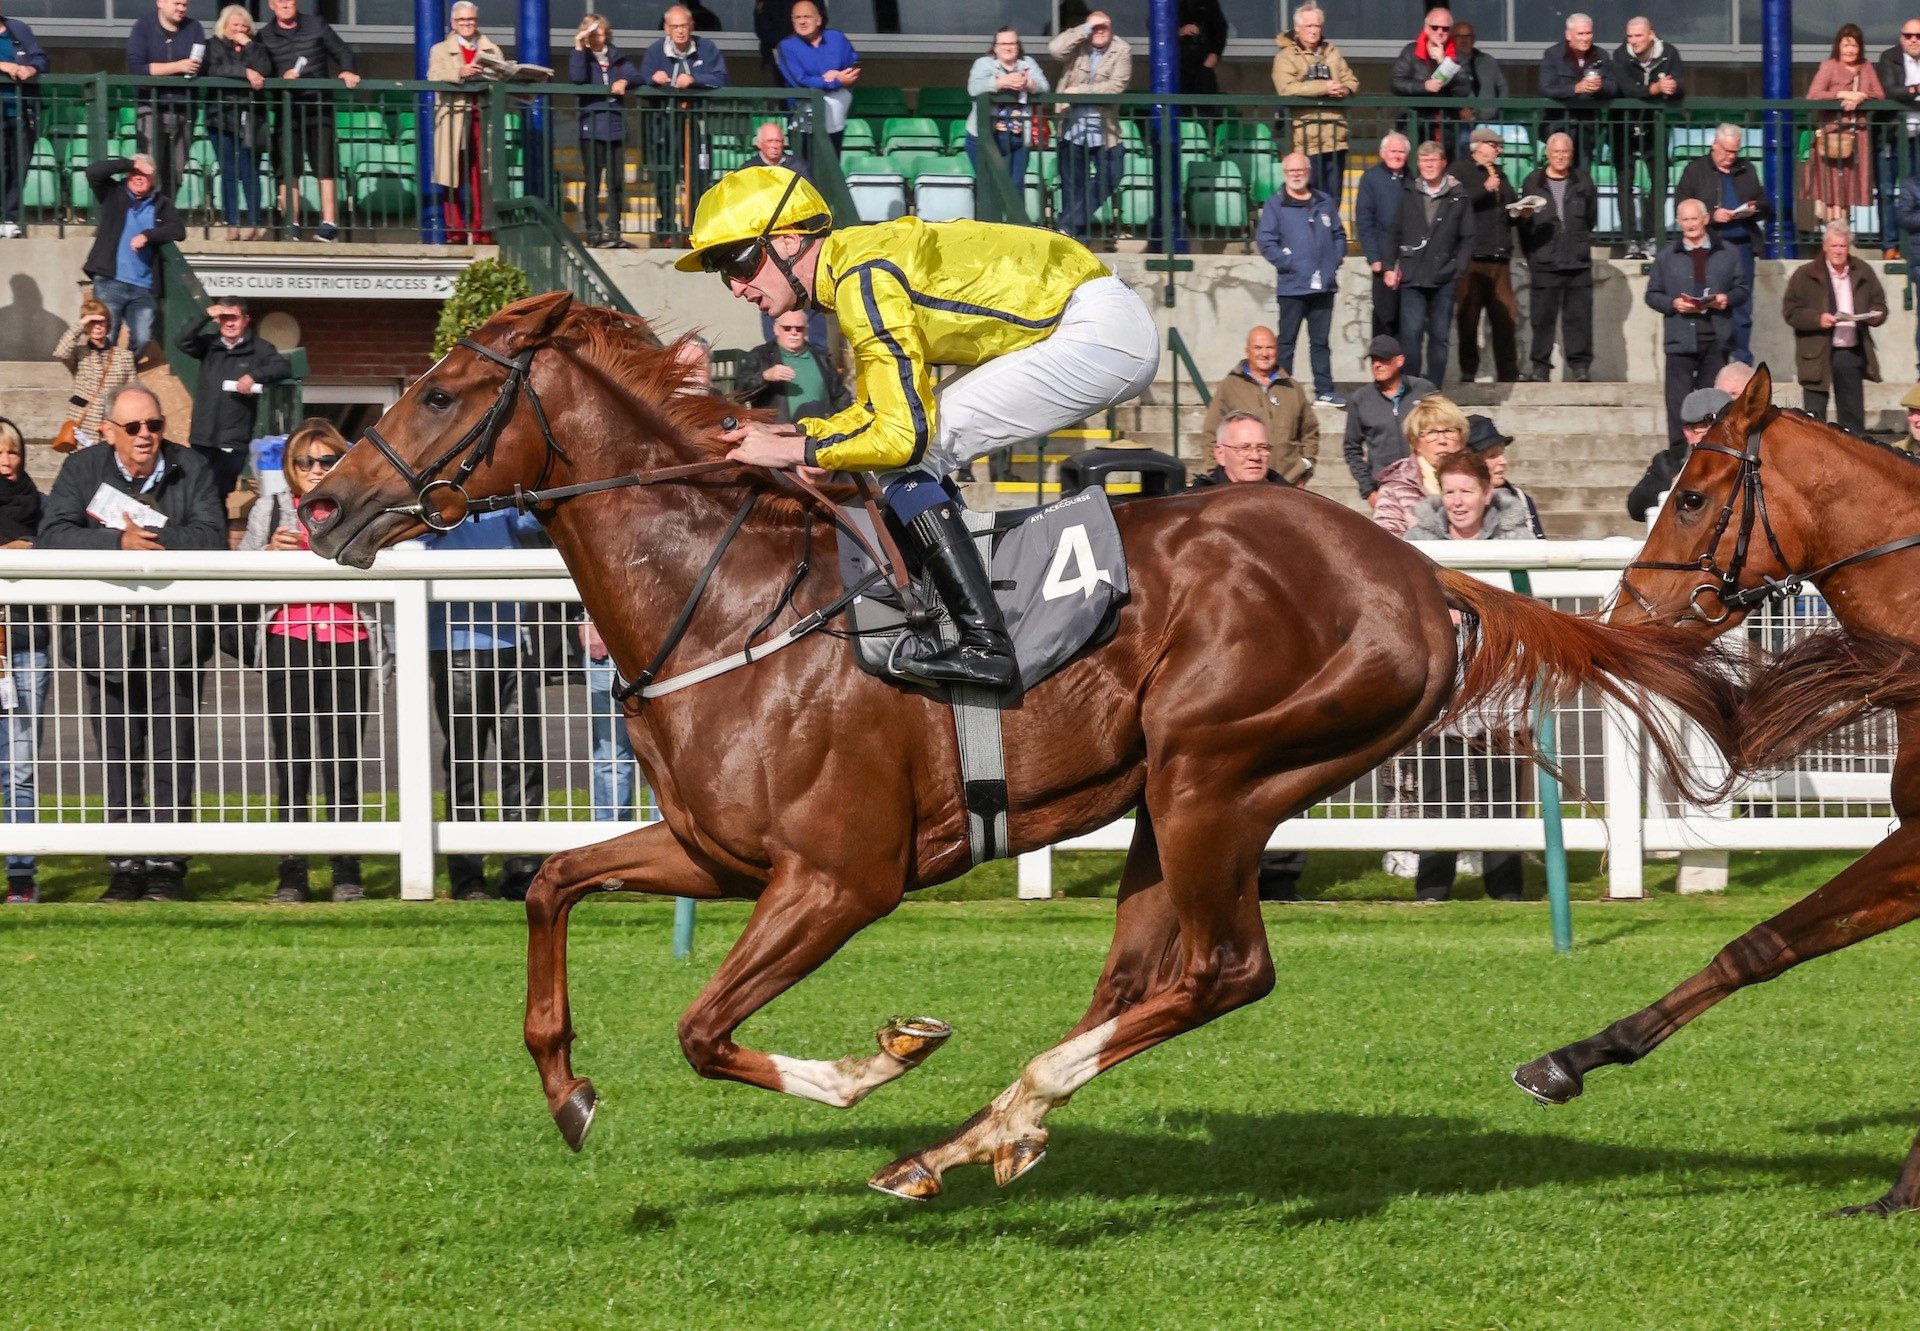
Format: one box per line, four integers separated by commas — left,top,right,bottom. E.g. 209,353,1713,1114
305,498,338,526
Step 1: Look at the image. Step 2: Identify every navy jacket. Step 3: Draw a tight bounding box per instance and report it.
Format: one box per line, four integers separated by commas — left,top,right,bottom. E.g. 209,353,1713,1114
775,28,858,90
1538,43,1619,104
0,17,48,120
1354,161,1408,267
1612,38,1685,104
126,13,206,106
1255,188,1344,298
1645,235,1748,355
637,34,728,89
569,45,642,140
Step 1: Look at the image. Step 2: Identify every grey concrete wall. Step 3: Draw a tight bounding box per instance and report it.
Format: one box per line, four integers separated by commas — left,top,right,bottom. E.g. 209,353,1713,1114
0,236,92,362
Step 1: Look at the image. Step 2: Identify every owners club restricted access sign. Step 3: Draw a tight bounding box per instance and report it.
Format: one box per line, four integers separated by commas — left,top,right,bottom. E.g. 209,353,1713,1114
185,262,464,300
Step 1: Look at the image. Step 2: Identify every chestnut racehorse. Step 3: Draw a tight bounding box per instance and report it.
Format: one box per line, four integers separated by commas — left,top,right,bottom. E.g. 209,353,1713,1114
1514,365,1920,1215
301,293,1747,1200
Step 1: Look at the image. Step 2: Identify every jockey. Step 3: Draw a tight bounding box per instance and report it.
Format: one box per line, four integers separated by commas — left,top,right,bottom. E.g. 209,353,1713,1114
678,165,1160,691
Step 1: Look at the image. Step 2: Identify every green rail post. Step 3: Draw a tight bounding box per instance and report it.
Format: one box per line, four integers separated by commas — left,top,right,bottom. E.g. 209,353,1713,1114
1510,569,1572,953
672,896,696,960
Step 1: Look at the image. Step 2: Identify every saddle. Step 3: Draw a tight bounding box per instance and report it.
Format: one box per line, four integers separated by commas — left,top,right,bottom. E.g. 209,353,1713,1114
834,488,1130,699
834,489,1130,868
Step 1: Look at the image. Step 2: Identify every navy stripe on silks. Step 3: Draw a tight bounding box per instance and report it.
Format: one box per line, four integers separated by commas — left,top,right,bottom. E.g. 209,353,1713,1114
859,266,930,465
839,259,1064,331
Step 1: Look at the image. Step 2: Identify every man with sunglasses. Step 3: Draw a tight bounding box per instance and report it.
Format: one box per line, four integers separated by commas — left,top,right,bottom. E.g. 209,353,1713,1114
680,165,1158,692
176,295,293,498
37,383,225,902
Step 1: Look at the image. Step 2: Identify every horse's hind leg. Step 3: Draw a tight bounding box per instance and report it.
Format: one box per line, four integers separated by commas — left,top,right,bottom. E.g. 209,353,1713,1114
1072,810,1182,1036
870,775,1278,1201
674,857,951,1107
1515,819,1920,1209
525,822,728,1150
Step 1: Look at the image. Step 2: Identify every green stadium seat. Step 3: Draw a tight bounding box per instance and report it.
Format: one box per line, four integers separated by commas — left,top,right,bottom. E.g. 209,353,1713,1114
915,88,971,120
840,118,876,152
841,152,907,223
1186,160,1246,232
943,120,969,151
912,152,975,222
712,146,752,173
881,116,944,153
111,105,137,137
886,148,942,179
24,161,61,211
1215,119,1275,155
336,108,390,142
1178,120,1210,155
850,86,910,119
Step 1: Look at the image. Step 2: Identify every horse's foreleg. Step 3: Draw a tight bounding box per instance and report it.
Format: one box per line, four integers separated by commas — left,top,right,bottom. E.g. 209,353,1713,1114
1516,820,1920,1117
871,793,1275,1201
675,859,944,1107
524,822,728,1150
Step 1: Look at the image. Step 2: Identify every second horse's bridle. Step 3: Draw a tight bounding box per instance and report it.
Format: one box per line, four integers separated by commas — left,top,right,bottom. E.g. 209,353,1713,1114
1625,414,1920,623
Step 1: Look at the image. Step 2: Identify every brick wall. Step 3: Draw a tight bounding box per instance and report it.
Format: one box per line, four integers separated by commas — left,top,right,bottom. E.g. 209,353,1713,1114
262,299,439,382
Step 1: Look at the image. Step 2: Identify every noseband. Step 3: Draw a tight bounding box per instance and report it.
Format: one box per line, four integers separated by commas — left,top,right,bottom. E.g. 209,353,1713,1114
1626,419,1920,622
364,338,566,531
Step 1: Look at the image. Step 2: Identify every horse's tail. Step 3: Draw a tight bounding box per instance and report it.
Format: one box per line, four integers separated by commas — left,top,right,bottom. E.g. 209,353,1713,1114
1434,568,1744,803
1732,628,1920,779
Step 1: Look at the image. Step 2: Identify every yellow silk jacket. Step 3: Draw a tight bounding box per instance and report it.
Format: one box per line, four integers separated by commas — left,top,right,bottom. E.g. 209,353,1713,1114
798,218,1111,471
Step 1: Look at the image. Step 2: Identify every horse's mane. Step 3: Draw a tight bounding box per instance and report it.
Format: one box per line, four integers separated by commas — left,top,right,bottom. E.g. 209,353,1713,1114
554,303,852,523
1771,406,1920,469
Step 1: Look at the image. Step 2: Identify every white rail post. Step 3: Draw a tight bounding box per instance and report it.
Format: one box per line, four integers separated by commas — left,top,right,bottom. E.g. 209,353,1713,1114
1017,848,1053,899
1602,698,1646,899
391,581,437,900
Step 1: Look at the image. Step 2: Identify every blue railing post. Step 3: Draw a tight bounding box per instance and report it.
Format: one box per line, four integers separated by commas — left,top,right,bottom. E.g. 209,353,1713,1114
516,0,550,200
1147,0,1184,253
414,0,444,243
1762,0,1796,259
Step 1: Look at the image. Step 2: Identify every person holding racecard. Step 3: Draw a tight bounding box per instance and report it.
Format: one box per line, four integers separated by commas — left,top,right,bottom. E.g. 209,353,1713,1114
36,383,225,903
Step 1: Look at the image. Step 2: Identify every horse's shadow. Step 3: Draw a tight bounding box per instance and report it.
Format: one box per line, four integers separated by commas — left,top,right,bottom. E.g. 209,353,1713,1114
678,1107,1899,1244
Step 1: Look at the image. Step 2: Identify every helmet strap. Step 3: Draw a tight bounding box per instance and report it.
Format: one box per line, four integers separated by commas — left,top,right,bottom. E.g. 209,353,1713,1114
765,235,820,311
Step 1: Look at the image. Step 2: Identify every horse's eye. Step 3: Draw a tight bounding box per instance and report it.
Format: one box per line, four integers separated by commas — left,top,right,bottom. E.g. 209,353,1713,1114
1677,491,1707,514
424,387,454,411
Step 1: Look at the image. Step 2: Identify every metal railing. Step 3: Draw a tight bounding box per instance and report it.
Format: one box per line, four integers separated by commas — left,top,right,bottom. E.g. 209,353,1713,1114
0,542,1896,902
932,90,1918,253
9,75,854,248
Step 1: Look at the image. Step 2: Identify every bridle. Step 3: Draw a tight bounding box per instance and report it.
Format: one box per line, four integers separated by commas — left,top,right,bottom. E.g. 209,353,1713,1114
1625,415,1920,623
365,337,580,531
350,332,929,700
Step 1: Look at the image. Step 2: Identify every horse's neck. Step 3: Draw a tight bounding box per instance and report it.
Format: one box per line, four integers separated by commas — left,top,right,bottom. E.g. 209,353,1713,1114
1796,430,1920,641
543,481,804,696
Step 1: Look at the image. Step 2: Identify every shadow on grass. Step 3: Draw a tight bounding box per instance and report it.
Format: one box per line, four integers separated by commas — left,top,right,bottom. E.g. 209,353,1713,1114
1784,1109,1919,1138
681,1109,1898,1241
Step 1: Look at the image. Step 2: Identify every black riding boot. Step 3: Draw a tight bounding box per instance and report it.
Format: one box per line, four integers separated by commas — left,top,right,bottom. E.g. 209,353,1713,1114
899,502,1017,691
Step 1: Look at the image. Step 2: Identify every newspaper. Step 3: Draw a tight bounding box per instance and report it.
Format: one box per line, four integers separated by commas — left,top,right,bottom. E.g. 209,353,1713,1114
473,51,554,83
87,483,168,531
1506,194,1549,216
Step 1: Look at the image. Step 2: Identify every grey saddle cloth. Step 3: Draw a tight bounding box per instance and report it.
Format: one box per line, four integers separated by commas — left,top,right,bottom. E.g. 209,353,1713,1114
835,488,1130,697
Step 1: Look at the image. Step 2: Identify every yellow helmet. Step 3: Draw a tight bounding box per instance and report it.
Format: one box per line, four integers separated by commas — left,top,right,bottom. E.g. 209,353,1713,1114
674,166,833,273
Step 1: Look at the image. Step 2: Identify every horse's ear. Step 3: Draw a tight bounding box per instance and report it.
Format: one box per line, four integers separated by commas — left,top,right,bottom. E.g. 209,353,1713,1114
1721,362,1773,440
490,290,575,356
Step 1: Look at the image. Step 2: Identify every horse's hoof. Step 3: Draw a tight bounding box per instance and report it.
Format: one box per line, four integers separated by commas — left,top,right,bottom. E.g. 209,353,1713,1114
1512,1052,1584,1105
553,1080,599,1153
877,1015,952,1067
992,1134,1047,1188
869,1154,942,1201
1827,1193,1915,1219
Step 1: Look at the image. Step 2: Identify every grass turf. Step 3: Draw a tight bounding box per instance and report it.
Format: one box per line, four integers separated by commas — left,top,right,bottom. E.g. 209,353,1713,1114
5,881,1920,1328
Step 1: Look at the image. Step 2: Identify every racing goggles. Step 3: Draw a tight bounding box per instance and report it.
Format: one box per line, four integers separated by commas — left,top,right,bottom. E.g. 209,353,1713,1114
699,237,769,286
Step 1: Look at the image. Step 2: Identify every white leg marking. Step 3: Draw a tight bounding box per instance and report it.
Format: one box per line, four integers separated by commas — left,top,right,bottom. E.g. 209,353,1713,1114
1020,1016,1119,1105
769,1051,910,1109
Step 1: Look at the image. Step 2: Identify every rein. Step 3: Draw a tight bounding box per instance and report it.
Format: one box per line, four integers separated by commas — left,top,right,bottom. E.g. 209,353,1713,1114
357,335,926,702
1626,420,1920,622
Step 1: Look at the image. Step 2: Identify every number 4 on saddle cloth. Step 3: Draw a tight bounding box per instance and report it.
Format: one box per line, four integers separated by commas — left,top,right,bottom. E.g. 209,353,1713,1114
836,488,1131,867
837,487,1130,696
